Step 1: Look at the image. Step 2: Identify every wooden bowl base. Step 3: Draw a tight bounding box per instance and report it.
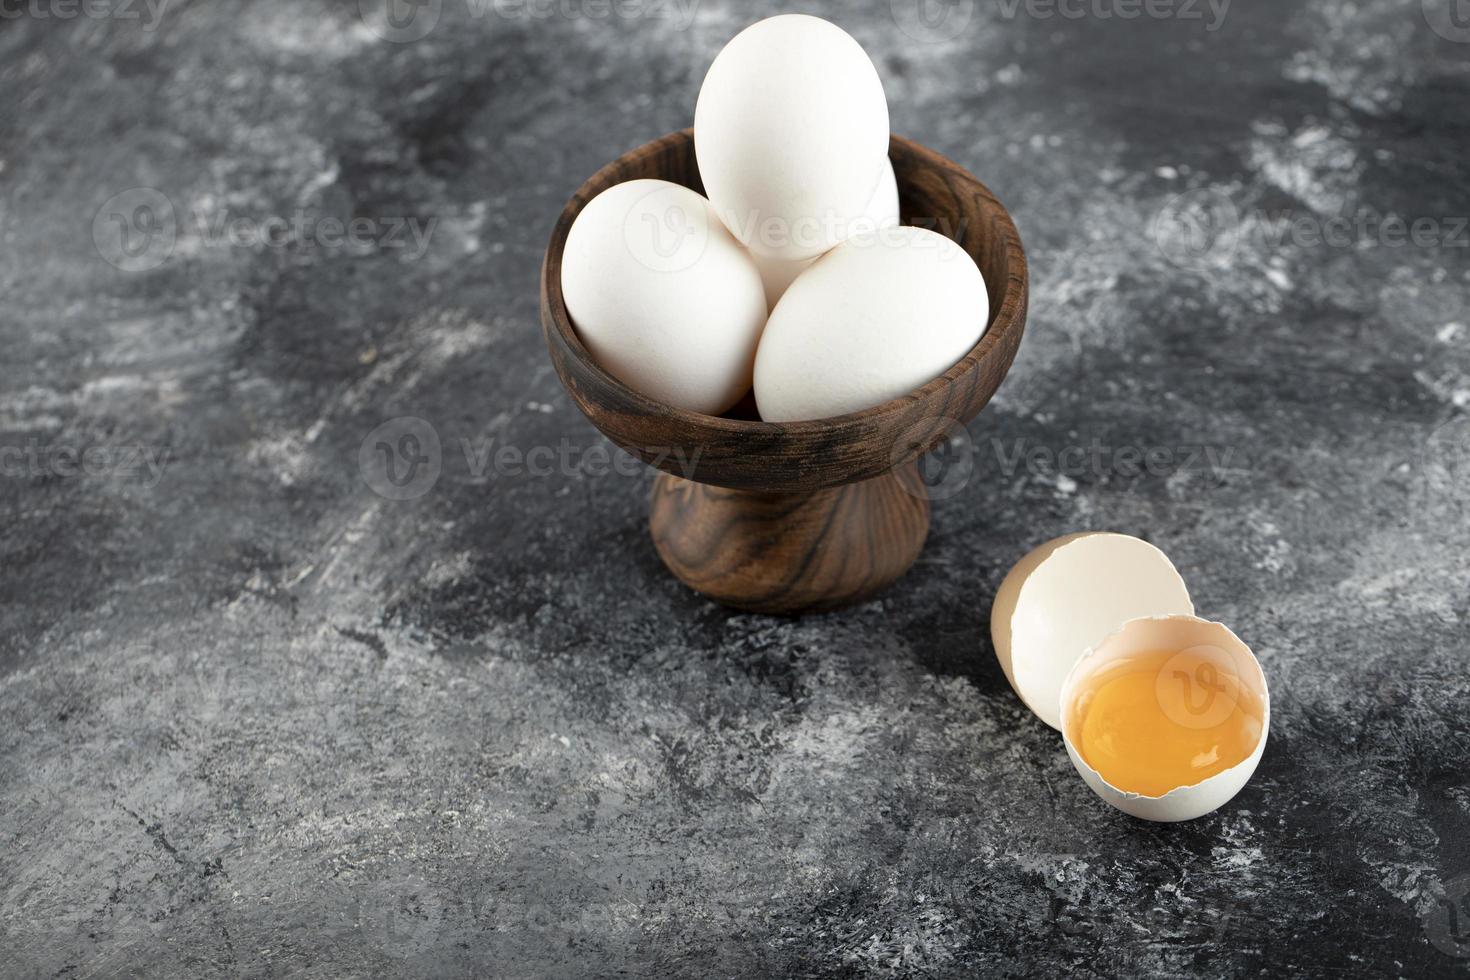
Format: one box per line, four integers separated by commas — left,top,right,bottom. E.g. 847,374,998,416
649,463,931,615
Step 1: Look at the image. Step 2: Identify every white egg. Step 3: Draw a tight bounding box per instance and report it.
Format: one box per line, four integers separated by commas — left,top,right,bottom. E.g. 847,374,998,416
749,156,900,311
753,225,987,422
695,15,890,263
990,532,1194,730
1058,615,1271,822
560,178,768,416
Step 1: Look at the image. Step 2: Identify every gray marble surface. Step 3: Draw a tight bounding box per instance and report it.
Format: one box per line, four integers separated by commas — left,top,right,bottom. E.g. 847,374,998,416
2,0,1468,976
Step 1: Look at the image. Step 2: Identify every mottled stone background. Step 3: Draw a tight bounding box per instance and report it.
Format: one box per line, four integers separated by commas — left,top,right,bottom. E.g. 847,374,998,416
1,0,1468,976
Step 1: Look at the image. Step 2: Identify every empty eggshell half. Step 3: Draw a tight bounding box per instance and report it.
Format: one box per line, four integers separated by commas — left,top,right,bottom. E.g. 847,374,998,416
1058,615,1270,822
991,532,1194,730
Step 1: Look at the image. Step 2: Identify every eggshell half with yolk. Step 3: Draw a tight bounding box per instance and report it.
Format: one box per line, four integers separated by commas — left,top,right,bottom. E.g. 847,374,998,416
1058,614,1271,822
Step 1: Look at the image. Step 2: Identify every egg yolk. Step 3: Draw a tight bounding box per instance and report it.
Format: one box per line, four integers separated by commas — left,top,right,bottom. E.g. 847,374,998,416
1070,649,1265,798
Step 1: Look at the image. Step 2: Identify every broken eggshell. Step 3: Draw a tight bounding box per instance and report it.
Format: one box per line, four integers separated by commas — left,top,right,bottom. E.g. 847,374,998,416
991,532,1195,730
1058,614,1271,823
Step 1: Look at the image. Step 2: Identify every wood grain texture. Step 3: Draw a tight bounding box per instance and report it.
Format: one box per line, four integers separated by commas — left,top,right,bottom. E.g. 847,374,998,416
540,129,1028,494
649,462,930,615
540,129,1028,612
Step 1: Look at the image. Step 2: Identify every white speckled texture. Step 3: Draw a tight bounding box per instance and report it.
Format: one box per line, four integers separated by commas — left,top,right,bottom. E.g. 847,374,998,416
0,1,1467,976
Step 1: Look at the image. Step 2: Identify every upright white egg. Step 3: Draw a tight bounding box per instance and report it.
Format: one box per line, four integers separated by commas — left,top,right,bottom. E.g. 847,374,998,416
750,156,900,311
560,178,767,416
753,226,988,422
695,15,890,263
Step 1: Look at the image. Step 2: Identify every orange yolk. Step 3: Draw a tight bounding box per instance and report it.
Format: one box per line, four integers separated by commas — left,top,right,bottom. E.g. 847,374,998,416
1070,649,1265,797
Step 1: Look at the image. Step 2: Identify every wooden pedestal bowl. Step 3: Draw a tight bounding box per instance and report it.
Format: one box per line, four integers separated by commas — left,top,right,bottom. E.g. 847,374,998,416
541,130,1027,615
